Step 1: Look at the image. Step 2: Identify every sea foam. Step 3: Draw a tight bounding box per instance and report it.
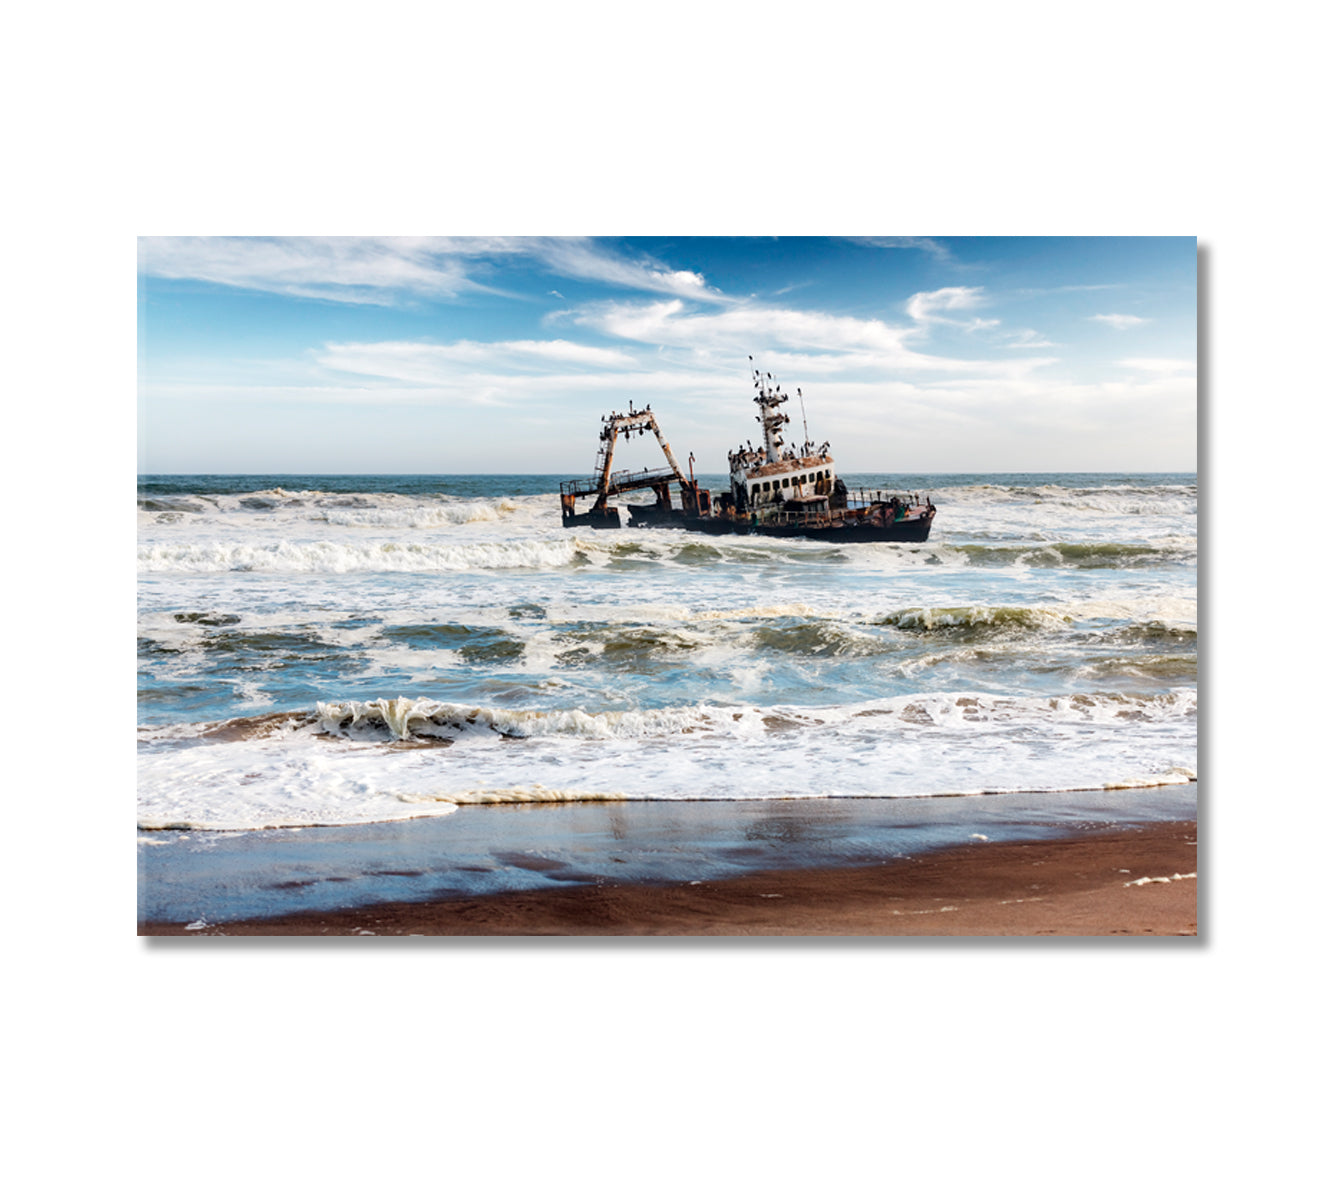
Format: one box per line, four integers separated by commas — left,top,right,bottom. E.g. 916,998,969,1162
138,536,582,573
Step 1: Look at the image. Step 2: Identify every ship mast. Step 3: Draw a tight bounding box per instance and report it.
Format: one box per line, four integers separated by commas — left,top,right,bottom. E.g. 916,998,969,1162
752,366,792,464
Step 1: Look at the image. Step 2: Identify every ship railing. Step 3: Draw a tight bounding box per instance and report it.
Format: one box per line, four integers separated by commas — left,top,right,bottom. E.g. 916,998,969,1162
560,467,684,500
844,488,925,509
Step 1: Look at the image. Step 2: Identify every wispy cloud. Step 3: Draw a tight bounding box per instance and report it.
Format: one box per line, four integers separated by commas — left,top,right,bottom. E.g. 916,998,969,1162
523,238,722,303
140,361,1195,472
904,286,1000,334
1005,329,1056,349
318,338,637,384
1012,284,1121,297
1092,312,1148,330
138,237,480,306
905,286,984,322
1118,357,1195,374
556,295,1055,380
566,297,942,365
138,236,727,307
846,236,953,261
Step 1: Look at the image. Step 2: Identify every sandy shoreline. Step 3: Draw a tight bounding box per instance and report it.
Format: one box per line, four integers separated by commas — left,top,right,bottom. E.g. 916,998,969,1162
140,819,1197,937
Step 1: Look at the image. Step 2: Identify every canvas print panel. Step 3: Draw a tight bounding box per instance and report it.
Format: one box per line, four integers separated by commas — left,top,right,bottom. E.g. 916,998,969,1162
137,236,1197,935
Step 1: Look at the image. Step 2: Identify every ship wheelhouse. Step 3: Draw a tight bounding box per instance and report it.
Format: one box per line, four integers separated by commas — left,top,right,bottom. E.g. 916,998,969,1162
728,366,837,513
733,458,836,512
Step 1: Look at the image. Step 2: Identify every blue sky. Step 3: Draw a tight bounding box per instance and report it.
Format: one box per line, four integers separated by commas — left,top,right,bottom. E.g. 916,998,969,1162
138,236,1196,474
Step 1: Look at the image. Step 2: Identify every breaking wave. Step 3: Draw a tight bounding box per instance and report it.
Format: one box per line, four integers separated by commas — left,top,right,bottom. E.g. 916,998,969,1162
1073,655,1198,682
317,499,524,528
937,482,1196,516
873,605,1071,634
314,697,722,741
138,536,584,573
944,541,1194,569
309,690,1198,744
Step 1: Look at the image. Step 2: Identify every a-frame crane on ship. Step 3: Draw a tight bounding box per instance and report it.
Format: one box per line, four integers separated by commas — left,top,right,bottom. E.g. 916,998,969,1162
559,404,709,528
558,364,935,541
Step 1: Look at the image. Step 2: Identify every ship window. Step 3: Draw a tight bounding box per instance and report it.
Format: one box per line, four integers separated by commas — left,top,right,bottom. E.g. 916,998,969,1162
751,484,760,496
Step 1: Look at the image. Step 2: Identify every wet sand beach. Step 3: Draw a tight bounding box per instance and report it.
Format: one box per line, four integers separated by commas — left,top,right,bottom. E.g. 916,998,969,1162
140,819,1196,937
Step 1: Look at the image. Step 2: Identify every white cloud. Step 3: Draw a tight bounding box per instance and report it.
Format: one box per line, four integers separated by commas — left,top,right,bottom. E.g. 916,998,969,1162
845,236,953,260
1092,312,1148,329
138,236,728,306
558,296,1059,384
905,285,986,323
138,237,479,305
1118,357,1196,374
523,238,720,302
569,298,922,362
1005,329,1055,349
318,338,636,383
143,360,1194,473
902,286,1001,335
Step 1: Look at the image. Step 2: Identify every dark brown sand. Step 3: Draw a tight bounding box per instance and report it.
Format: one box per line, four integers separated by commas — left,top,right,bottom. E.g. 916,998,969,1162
140,820,1196,937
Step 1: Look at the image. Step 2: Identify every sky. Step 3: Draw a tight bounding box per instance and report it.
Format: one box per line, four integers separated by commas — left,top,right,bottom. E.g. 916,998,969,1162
137,236,1197,475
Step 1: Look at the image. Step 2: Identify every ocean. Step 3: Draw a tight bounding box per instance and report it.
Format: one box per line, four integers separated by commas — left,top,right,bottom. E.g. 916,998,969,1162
137,471,1197,922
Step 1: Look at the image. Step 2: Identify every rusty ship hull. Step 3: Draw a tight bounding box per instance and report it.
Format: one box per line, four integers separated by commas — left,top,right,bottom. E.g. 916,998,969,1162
676,509,934,542
560,366,936,543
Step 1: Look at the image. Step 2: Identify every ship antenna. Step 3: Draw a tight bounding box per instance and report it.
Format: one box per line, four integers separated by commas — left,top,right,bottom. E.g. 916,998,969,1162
798,387,809,450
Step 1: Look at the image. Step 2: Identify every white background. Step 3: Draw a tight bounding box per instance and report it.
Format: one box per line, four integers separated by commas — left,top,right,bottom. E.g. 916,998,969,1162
8,2,1321,1196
